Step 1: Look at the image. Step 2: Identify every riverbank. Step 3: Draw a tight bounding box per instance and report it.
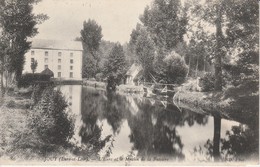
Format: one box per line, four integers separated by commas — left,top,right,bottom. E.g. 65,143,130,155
82,80,106,89
173,89,259,126
0,87,99,162
0,90,70,161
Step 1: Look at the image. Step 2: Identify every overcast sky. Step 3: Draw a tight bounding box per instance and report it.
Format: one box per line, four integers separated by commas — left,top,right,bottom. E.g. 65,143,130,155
33,0,153,44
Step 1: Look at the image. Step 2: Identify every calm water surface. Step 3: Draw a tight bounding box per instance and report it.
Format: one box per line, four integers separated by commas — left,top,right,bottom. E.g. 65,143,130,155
58,85,258,162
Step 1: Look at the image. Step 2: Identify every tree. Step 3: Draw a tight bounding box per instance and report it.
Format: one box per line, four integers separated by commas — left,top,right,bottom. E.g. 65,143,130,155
190,0,259,161
0,0,48,96
129,25,156,81
140,0,188,51
80,19,103,78
185,23,214,77
103,43,126,85
30,59,38,74
161,51,188,84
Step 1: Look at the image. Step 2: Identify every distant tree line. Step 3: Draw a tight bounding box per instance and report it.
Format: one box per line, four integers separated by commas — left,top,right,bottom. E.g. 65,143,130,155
79,0,258,96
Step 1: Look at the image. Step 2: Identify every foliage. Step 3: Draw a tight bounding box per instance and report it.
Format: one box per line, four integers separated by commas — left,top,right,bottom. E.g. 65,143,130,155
222,0,259,94
0,0,48,80
185,24,214,77
82,54,96,78
6,100,16,108
130,25,155,81
128,0,189,83
95,72,103,82
18,73,51,88
140,0,188,51
221,124,259,161
28,87,75,146
103,43,126,85
31,84,46,105
191,0,259,92
156,51,188,84
80,19,103,78
199,72,215,92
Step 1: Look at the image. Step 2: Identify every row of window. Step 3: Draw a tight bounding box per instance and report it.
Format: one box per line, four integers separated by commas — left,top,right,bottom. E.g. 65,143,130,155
43,58,74,64
44,65,73,70
58,72,73,78
31,50,74,57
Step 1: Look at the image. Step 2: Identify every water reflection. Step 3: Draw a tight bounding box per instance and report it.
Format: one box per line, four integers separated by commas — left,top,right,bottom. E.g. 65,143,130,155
59,85,258,162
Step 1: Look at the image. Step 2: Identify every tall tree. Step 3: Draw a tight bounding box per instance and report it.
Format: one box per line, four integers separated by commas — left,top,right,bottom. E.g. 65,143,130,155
130,25,155,81
103,43,126,85
140,0,188,51
80,19,103,78
0,0,48,96
191,0,259,161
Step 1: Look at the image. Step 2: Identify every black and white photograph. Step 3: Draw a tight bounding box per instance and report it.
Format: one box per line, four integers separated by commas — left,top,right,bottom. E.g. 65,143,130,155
0,0,259,166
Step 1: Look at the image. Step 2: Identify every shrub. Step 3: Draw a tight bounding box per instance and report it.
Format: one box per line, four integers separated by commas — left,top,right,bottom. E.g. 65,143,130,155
28,87,75,147
18,73,51,88
31,85,46,106
95,73,104,81
6,100,16,108
199,72,215,92
160,51,188,84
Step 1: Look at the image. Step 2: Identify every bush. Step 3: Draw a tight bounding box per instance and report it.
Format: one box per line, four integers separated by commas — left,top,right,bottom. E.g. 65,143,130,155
6,100,16,108
28,87,75,147
31,85,46,106
18,73,51,88
160,51,188,84
95,73,104,81
199,72,215,92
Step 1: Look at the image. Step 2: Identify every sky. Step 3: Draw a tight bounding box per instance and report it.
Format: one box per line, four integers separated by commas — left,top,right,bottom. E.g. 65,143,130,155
33,0,153,44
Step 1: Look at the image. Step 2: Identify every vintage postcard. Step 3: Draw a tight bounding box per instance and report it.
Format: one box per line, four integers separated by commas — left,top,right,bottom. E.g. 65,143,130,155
0,0,259,166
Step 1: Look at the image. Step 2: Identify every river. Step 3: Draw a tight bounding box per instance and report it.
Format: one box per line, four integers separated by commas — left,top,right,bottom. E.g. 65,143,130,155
57,85,258,163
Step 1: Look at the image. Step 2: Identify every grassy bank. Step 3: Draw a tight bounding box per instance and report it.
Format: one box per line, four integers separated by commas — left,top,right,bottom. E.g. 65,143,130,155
173,90,258,125
0,90,72,161
0,87,100,162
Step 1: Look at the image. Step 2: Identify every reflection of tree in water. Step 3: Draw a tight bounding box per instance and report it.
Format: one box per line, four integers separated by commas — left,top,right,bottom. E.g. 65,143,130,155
103,92,126,134
127,99,208,160
76,87,112,159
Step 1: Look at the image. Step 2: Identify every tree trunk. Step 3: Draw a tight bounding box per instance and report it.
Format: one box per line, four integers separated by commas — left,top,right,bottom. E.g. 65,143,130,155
0,71,4,98
203,56,206,73
214,4,224,91
195,57,199,77
213,116,221,161
186,55,191,77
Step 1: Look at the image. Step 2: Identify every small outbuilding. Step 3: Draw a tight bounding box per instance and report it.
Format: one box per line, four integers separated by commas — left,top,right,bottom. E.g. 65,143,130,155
41,67,54,78
125,63,143,85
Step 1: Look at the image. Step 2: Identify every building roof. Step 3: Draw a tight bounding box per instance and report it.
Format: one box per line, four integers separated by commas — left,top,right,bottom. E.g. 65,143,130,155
41,68,54,77
126,63,142,76
30,39,83,51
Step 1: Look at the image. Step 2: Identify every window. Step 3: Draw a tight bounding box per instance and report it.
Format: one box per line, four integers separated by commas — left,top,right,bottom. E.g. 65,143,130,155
31,51,35,55
44,58,48,63
58,72,61,77
70,72,73,78
58,65,61,70
58,59,61,63
70,66,73,70
45,51,48,56
70,53,73,57
58,52,62,56
31,58,35,63
44,65,48,69
70,59,73,64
